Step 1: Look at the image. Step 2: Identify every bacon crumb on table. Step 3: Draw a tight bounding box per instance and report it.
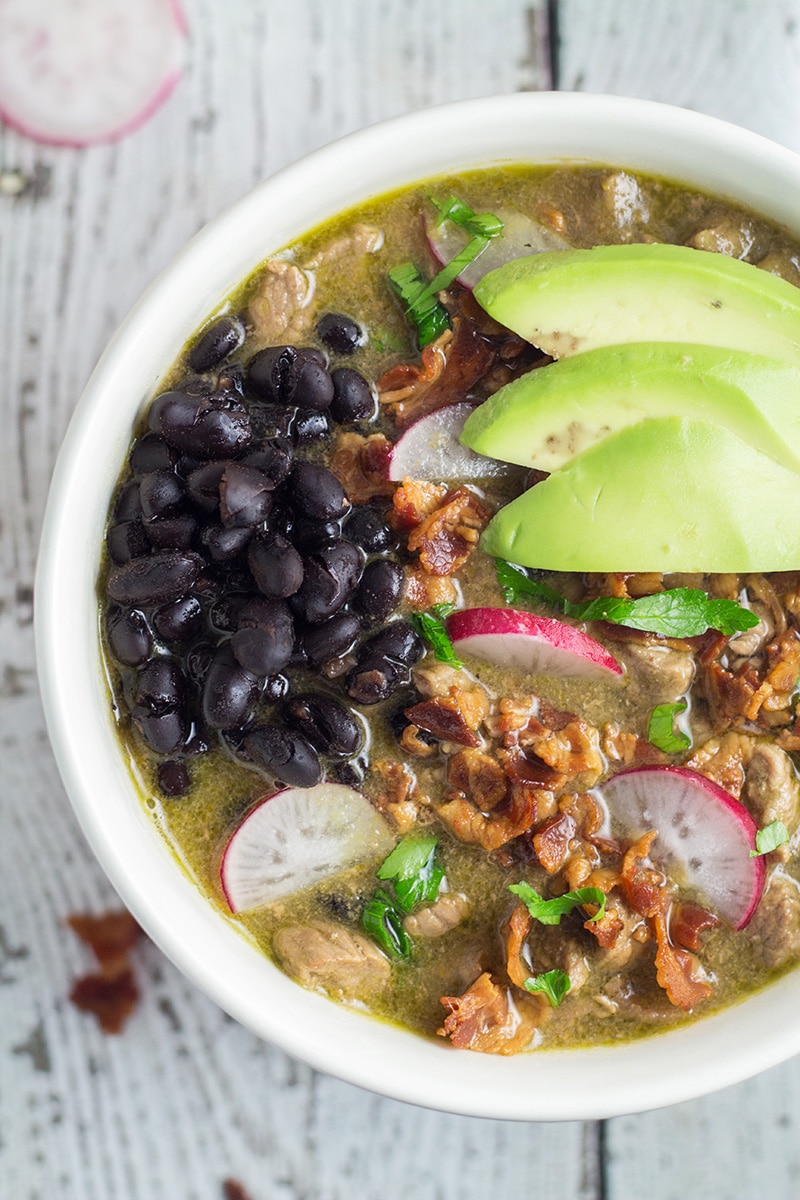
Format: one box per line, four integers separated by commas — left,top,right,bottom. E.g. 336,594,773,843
66,909,143,1034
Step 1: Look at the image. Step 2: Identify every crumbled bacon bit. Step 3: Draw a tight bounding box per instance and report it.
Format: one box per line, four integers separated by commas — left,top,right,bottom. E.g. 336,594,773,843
447,748,508,811
405,565,459,611
405,695,481,748
533,811,576,874
407,486,491,576
504,902,532,988
69,971,140,1036
67,909,144,1034
620,831,664,919
518,717,605,790
371,760,428,833
438,971,541,1054
437,782,542,852
67,910,142,977
399,723,437,758
670,901,720,952
379,318,495,428
653,909,714,1010
391,477,448,532
223,1181,257,1200
329,432,395,504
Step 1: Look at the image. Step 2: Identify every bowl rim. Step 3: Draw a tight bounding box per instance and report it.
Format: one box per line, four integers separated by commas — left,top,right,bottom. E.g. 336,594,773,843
35,90,800,1121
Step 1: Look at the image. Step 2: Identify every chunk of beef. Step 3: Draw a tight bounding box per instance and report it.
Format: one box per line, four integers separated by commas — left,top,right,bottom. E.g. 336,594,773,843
248,261,314,344
687,217,755,259
272,921,390,998
618,642,695,706
742,743,800,860
404,893,470,939
748,870,800,969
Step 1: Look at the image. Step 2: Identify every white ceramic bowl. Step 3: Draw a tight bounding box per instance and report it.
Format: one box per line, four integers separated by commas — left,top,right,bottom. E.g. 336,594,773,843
36,92,800,1120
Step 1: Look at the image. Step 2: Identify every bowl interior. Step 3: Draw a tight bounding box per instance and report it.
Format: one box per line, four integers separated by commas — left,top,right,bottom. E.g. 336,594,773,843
35,92,800,1120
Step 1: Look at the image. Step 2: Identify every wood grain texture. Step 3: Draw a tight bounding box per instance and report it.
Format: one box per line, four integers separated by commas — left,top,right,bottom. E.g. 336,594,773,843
3,1,800,1197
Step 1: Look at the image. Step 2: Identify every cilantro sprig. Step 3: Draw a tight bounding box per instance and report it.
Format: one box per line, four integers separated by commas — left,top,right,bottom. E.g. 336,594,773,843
495,559,758,638
648,699,692,754
387,196,503,348
750,819,790,858
410,603,463,668
509,881,607,926
523,968,571,1007
362,836,445,959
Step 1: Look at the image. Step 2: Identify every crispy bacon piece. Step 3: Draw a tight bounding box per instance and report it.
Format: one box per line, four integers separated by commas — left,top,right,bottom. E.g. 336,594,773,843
405,565,458,611
67,910,143,1034
620,831,664,919
379,318,495,428
405,695,481,748
653,909,714,1010
670,901,720,952
438,971,541,1054
223,1182,257,1200
533,811,576,874
407,486,491,576
686,730,756,799
518,717,605,790
391,477,447,531
329,432,395,504
437,783,542,852
371,760,428,833
504,902,532,988
447,748,508,811
701,660,761,730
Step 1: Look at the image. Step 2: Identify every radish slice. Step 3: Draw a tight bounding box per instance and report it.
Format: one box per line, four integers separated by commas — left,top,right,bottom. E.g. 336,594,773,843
220,783,396,914
447,607,623,681
388,402,506,482
600,766,766,929
425,206,572,290
0,0,187,147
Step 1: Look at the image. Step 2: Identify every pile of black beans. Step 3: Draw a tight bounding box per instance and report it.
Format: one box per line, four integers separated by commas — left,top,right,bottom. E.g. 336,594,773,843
103,313,424,799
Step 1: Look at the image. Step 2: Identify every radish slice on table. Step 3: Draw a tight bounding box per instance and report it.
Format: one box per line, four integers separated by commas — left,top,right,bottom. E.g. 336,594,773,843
425,206,572,290
388,403,506,482
0,0,187,147
447,607,623,681
600,766,766,929
220,783,396,914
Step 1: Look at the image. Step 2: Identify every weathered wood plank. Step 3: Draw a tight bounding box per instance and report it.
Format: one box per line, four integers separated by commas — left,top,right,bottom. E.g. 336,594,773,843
555,2,800,1196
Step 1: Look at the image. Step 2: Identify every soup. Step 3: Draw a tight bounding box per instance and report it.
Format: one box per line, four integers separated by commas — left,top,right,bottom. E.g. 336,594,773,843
100,164,800,1054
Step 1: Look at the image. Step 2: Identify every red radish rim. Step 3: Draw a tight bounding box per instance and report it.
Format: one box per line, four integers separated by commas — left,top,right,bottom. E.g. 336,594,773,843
448,606,623,677
0,0,187,148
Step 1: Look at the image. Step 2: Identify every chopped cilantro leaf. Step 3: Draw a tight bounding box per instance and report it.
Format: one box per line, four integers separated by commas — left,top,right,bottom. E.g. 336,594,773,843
377,835,444,912
361,889,412,958
411,605,463,668
750,819,790,857
387,262,450,348
429,194,504,239
523,968,571,1007
509,881,607,925
648,699,692,754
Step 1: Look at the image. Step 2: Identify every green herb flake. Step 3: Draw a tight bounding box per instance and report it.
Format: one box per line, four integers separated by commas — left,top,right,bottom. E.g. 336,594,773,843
387,262,450,348
523,968,571,1007
361,889,412,958
494,560,758,638
509,881,607,925
647,699,692,754
377,835,444,912
750,819,790,857
430,194,504,239
410,605,463,668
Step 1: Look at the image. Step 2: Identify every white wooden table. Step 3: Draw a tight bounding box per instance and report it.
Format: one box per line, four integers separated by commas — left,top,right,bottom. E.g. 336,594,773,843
3,2,800,1196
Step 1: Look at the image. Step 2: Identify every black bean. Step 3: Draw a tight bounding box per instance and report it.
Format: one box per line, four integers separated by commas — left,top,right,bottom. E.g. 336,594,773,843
157,759,191,797
114,480,142,522
269,500,295,540
246,345,296,403
215,361,246,401
291,357,334,411
149,390,251,459
185,641,216,685
107,519,150,565
106,606,152,667
330,367,376,424
241,437,293,487
290,516,340,552
250,403,297,441
134,710,187,756
287,463,350,521
362,620,424,667
201,522,253,563
263,673,289,703
246,346,332,411
209,591,251,633
184,730,210,756
353,559,404,622
134,658,185,713
344,504,396,553
144,513,198,551
332,761,365,789
301,611,362,664
219,463,273,528
291,539,362,624
346,655,407,705
153,595,204,645
292,410,330,445
188,316,244,373
243,725,322,789
107,551,204,606
231,597,294,677
317,313,364,356
185,460,230,512
285,694,361,757
129,433,176,474
202,645,259,729
248,533,304,598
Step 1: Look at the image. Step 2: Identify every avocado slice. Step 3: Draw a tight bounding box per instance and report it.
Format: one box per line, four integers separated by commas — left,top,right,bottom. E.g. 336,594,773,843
472,244,800,367
461,343,800,474
481,416,800,572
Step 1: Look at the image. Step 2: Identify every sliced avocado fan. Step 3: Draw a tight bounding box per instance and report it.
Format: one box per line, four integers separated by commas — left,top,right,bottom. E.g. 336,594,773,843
473,243,800,367
461,343,800,475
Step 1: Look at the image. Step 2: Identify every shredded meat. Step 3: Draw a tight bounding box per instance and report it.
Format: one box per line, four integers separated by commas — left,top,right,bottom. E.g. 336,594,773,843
437,783,544,852
303,222,383,269
329,432,395,504
379,317,496,428
406,486,491,576
438,972,542,1054
687,217,755,259
404,892,470,939
272,921,391,998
